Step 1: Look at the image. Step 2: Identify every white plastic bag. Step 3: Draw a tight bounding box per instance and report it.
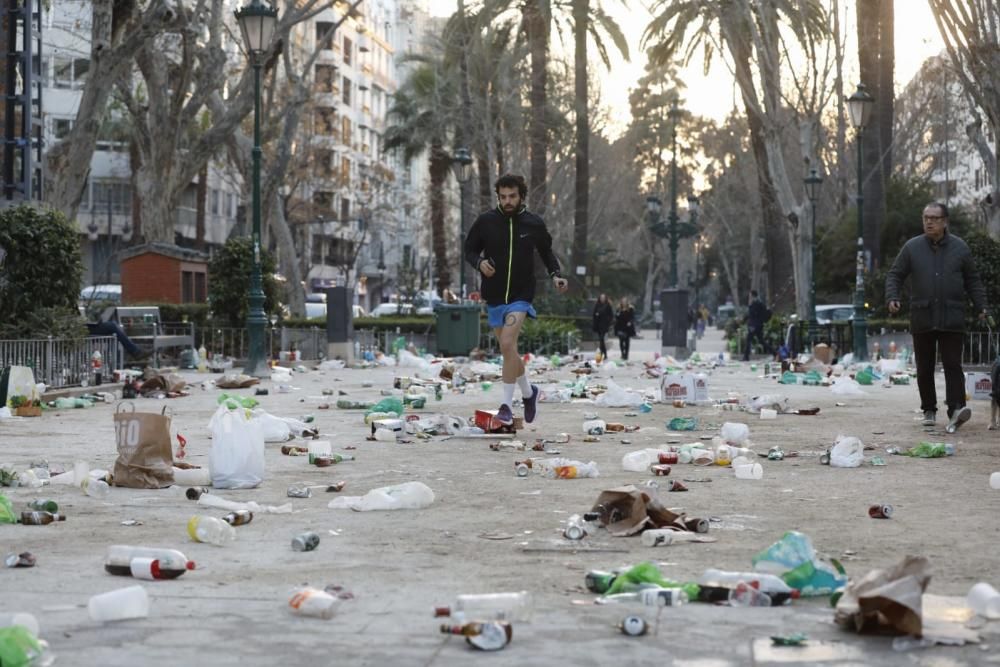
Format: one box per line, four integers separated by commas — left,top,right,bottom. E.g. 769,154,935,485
538,385,572,403
209,406,265,489
397,350,434,374
720,422,750,445
253,410,293,442
831,377,866,396
318,359,346,370
830,435,864,468
621,448,667,472
595,379,645,408
328,481,434,511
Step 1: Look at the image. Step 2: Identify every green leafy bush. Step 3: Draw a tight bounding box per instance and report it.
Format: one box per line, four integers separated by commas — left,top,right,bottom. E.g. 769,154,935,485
0,204,86,338
207,237,281,327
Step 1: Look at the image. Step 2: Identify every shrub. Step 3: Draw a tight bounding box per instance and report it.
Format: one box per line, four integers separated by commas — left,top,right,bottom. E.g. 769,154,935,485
207,237,281,327
0,204,86,338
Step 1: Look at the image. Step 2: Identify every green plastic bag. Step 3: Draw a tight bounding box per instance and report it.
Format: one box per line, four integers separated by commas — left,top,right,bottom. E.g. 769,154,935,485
854,370,873,385
751,530,847,597
778,371,803,385
802,370,823,386
391,336,407,355
0,626,46,667
364,397,403,417
604,561,700,600
0,494,16,524
217,393,258,409
903,442,950,458
668,417,698,431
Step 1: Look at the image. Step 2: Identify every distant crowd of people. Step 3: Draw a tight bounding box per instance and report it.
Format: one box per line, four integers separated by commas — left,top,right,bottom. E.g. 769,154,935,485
591,294,637,360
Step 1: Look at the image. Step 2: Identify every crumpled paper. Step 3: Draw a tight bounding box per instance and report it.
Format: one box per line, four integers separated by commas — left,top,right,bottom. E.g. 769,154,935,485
589,485,693,537
835,555,930,635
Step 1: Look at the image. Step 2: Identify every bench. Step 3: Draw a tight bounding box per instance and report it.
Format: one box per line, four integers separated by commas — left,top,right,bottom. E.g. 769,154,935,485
103,306,194,365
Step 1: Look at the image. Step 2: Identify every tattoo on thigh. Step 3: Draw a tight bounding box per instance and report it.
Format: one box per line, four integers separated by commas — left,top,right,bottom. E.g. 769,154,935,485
504,313,518,327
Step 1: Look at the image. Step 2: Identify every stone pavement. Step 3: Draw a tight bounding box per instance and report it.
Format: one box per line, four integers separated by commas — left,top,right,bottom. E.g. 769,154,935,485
2,327,999,666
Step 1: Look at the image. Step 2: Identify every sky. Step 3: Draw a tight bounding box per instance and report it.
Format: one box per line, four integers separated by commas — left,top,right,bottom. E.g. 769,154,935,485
425,0,946,134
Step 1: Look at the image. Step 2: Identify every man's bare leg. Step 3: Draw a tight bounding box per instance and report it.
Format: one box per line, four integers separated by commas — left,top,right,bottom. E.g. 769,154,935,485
496,312,526,423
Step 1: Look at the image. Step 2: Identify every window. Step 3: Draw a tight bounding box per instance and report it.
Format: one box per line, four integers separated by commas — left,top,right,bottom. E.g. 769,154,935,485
314,148,334,178
91,180,132,214
53,118,73,139
53,55,72,88
340,197,350,221
316,64,338,93
211,189,220,216
342,76,351,106
403,245,412,269
195,273,207,302
341,157,351,185
343,36,352,66
311,234,324,264
182,271,194,303
313,190,334,211
316,108,338,136
341,116,351,144
316,22,334,49
227,193,236,218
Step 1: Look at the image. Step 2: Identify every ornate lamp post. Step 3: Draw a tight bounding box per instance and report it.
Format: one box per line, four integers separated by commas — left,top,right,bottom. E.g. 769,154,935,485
804,167,823,346
451,147,473,297
234,0,278,376
847,83,874,361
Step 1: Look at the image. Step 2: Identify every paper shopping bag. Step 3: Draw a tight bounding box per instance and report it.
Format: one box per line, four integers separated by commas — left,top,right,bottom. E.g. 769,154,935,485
113,402,175,488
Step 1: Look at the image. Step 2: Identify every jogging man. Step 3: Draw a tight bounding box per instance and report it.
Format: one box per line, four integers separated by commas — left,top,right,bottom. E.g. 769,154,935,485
464,173,568,425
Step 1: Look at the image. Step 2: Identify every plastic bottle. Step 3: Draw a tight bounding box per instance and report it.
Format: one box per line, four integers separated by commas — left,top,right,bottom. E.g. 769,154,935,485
104,545,195,578
27,499,58,512
715,444,733,466
292,531,320,552
440,621,512,651
600,587,689,607
697,569,796,597
641,529,675,547
621,449,657,472
222,510,253,526
437,591,532,623
288,587,340,619
187,515,236,546
82,477,111,499
728,581,772,607
197,345,208,372
20,511,65,525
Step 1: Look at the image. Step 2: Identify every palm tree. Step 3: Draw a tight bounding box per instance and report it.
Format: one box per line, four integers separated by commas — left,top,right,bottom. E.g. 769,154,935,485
571,0,629,288
384,64,460,294
644,0,826,308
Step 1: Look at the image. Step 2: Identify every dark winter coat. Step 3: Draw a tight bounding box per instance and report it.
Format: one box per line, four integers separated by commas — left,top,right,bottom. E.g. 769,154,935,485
614,307,636,338
885,230,986,333
463,206,561,306
593,301,614,334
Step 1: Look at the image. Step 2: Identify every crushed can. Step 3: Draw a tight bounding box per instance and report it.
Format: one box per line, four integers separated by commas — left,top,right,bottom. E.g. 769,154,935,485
767,447,785,461
684,517,709,533
868,503,893,519
292,531,320,552
658,452,679,465
618,615,648,636
288,484,312,498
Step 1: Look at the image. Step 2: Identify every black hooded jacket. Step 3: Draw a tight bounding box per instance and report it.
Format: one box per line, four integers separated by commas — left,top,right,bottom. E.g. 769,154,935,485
464,206,561,306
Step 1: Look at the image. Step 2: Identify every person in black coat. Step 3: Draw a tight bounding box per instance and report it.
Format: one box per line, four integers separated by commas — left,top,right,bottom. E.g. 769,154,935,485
614,298,637,361
592,293,614,359
743,290,768,361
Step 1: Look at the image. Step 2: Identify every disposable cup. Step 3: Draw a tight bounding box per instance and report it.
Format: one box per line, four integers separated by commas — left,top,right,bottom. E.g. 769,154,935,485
731,456,752,468
990,472,1000,490
967,582,1000,619
88,585,150,622
759,408,777,420
734,463,763,480
0,612,39,635
74,460,90,485
308,440,332,457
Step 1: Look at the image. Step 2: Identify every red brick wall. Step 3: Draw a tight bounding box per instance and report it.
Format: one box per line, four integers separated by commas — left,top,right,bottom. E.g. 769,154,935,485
122,254,181,304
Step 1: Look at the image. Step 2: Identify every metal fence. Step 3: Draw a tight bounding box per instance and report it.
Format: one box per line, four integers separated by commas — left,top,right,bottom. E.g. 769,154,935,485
0,335,122,389
963,331,999,369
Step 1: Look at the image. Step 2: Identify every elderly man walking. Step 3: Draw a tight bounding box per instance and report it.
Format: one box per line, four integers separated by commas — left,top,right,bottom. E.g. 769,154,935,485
885,201,988,433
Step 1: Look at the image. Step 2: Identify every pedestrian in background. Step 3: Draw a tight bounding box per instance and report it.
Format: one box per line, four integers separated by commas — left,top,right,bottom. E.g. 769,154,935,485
615,298,636,361
743,290,768,361
885,201,987,432
592,293,614,361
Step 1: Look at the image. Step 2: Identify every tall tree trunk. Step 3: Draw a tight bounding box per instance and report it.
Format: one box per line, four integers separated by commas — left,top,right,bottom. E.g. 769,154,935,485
832,0,849,215
128,137,143,245
876,0,894,264
857,0,886,269
196,164,208,251
477,155,491,213
525,0,549,214
429,144,451,294
571,0,588,289
268,195,305,317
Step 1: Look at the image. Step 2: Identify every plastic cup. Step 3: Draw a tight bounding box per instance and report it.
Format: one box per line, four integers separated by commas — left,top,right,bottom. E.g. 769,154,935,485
730,455,752,468
734,463,763,480
88,585,150,622
759,408,777,420
0,612,39,635
308,441,332,458
373,428,396,442
990,472,1000,490
967,582,1000,619
74,460,90,485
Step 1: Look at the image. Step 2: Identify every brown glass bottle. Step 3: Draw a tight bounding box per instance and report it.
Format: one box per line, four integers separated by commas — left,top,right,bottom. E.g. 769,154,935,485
21,511,66,525
222,510,253,526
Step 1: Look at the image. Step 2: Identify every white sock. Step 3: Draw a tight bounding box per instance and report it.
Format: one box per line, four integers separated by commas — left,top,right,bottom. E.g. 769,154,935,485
516,373,532,397
503,383,515,407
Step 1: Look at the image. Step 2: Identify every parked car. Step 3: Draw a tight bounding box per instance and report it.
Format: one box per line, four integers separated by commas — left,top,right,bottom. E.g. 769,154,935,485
815,304,855,324
370,302,415,318
79,284,122,305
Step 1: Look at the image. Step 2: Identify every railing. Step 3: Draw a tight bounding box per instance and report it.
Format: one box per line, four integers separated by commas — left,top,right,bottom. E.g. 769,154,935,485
194,326,327,362
0,335,123,389
963,331,999,369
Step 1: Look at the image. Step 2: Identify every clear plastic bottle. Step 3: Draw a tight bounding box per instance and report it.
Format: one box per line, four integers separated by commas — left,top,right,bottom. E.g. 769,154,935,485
438,591,532,623
440,621,513,651
599,587,689,607
715,444,733,466
536,458,599,479
82,477,111,499
187,515,236,546
728,581,772,607
697,569,796,596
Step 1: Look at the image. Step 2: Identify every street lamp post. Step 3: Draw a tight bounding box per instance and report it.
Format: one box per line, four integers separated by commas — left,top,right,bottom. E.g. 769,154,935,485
451,147,473,297
847,83,874,362
804,167,823,346
235,0,278,377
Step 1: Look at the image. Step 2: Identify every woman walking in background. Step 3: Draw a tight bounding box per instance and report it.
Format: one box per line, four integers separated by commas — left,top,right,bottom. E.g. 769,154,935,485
615,298,636,361
592,293,614,361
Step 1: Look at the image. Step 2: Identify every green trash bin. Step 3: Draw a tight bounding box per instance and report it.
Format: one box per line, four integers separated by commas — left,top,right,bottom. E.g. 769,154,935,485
435,304,482,357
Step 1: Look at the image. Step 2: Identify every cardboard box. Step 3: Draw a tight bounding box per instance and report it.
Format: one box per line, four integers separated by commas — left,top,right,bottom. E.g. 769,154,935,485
473,409,522,433
965,372,993,401
812,344,833,365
